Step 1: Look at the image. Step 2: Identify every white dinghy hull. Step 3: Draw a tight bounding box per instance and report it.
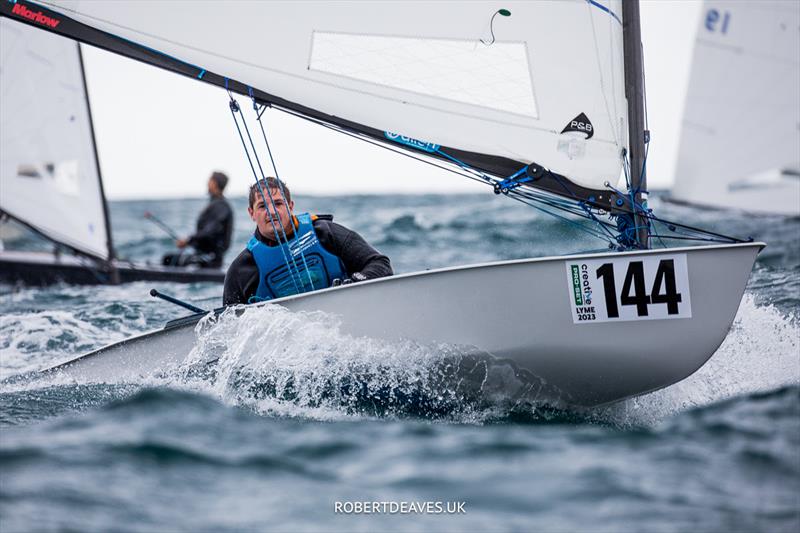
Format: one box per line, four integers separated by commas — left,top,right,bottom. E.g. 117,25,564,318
43,243,762,406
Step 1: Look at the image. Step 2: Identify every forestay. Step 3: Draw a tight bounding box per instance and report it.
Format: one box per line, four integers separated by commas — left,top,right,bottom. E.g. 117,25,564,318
672,0,800,215
0,17,110,259
18,0,629,198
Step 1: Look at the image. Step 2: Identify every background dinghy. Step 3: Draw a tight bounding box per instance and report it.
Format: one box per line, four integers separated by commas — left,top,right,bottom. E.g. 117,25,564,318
0,18,225,285
669,0,800,216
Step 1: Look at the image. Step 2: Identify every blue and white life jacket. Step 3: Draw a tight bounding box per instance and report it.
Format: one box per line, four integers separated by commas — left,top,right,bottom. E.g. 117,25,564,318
247,213,346,303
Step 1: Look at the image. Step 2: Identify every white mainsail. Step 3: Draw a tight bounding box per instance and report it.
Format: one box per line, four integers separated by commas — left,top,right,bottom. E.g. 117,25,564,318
30,0,629,195
671,0,800,216
0,17,111,259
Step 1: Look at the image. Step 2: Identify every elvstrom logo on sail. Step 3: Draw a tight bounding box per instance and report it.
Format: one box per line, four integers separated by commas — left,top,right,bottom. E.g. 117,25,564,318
560,113,594,139
384,132,440,153
10,1,61,28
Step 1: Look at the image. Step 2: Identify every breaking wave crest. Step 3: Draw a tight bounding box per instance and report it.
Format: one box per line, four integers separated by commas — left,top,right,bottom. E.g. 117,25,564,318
0,311,131,378
167,293,800,425
172,304,559,422
601,294,800,426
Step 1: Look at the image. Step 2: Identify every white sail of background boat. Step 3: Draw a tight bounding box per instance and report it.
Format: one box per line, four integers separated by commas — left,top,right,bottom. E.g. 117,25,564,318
0,17,110,258
0,18,225,284
670,0,800,216
0,0,764,407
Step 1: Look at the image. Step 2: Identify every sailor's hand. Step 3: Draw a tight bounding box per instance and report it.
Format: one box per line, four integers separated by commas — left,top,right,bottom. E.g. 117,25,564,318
332,273,366,287
176,238,188,248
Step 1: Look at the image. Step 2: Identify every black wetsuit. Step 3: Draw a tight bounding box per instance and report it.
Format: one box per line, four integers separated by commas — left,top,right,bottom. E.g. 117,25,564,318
223,215,392,305
163,196,233,269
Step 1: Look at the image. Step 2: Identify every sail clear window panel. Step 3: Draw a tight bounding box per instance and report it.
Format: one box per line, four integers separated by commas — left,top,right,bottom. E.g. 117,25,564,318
309,32,539,119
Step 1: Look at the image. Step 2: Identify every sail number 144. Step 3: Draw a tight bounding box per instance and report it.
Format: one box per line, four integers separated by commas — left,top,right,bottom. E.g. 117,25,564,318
565,254,692,324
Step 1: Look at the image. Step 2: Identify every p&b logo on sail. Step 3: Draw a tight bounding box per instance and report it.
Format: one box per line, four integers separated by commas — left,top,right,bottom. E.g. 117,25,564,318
560,113,594,139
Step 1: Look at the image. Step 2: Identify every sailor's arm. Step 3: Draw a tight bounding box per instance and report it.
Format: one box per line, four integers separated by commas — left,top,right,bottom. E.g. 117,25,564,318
222,269,243,306
315,220,393,280
223,250,259,305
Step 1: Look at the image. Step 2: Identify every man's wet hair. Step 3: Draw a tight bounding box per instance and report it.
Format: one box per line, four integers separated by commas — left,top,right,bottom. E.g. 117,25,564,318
210,171,229,191
249,177,292,208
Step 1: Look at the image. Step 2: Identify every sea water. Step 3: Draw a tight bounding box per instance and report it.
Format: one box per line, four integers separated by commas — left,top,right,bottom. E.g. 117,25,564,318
0,193,798,532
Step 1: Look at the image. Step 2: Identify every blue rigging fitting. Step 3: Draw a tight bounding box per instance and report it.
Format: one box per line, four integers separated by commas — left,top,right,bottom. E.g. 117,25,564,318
493,164,545,194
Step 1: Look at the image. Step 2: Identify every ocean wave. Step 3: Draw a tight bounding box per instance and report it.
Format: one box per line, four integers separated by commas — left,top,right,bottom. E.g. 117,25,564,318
598,295,800,427
168,304,565,423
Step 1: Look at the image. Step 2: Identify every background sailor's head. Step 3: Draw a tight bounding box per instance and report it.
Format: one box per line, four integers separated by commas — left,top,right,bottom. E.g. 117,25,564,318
207,171,229,198
248,177,295,241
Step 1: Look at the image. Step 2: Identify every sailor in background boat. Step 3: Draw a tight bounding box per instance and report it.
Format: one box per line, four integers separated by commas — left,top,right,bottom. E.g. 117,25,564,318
162,171,234,269
223,177,392,305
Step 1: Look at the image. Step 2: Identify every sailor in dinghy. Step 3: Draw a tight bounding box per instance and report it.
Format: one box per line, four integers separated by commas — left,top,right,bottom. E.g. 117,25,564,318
223,177,392,305
161,171,235,269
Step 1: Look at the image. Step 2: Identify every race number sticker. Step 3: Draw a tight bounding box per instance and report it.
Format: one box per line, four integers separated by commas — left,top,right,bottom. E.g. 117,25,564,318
565,254,692,324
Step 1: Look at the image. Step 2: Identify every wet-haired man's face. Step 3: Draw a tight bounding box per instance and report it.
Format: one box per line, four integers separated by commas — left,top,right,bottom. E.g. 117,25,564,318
248,187,295,240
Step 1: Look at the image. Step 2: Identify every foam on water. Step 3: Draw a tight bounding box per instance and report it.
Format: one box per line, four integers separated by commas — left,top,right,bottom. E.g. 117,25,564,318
168,304,551,423
127,291,797,426
603,294,800,426
0,311,130,377
0,279,222,379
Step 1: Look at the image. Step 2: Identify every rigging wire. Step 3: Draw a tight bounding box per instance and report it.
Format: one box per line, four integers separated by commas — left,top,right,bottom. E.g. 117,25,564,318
249,96,317,291
227,95,303,294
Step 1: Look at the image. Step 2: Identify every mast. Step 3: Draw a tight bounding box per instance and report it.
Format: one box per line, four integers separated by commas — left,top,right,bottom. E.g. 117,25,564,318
621,0,649,248
78,42,119,283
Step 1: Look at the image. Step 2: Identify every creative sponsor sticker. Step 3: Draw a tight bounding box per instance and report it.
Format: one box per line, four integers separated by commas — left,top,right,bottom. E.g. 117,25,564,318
565,254,692,323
